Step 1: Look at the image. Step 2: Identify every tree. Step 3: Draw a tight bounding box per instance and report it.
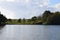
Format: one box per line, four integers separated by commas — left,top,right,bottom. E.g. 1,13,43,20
0,13,7,24
18,19,21,23
31,16,37,24
37,16,41,20
23,18,26,24
42,10,52,23
8,19,12,22
31,16,37,21
46,12,60,25
27,19,31,21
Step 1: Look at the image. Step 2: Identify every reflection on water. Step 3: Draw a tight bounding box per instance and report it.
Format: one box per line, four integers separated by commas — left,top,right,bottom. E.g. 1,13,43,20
0,25,60,40
0,25,6,30
0,25,6,34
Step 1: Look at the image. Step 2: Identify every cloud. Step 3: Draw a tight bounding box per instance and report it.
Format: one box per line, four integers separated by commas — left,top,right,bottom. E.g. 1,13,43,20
33,0,50,7
6,0,30,3
0,0,17,3
1,0,50,6
0,0,4,1
54,3,60,9
48,3,60,11
0,7,16,19
6,0,15,2
0,0,51,19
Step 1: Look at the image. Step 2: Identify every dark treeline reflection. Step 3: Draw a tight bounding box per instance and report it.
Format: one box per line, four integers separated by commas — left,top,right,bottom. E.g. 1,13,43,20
0,24,5,34
0,24,5,30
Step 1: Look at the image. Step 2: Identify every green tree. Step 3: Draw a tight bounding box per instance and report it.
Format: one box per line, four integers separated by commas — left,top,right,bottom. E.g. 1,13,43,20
8,19,12,22
46,12,60,25
23,18,26,24
27,19,31,22
18,19,21,23
42,10,52,23
31,16,37,21
37,16,41,20
31,16,37,24
0,13,7,24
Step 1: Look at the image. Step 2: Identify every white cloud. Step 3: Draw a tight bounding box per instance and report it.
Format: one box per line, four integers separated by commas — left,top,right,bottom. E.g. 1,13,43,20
5,0,50,6
6,0,30,3
6,0,15,2
54,3,60,9
34,0,50,7
0,0,51,19
0,0,3,1
0,0,50,6
49,3,60,11
24,0,30,3
0,7,16,19
0,0,15,2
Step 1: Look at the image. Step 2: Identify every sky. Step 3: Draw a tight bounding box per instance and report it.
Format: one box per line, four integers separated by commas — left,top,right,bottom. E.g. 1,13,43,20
0,0,60,19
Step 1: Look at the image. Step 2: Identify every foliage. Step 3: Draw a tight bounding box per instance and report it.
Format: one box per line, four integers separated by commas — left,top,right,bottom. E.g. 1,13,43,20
22,18,26,24
8,19,12,22
0,13,7,24
18,19,21,23
42,10,52,22
6,10,60,25
46,12,60,25
31,16,37,24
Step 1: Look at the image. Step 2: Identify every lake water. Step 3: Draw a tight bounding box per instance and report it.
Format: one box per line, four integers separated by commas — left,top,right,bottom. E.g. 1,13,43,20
0,25,60,40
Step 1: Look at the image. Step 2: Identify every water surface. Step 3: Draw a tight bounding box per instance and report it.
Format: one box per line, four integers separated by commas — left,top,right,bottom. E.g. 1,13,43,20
0,25,60,40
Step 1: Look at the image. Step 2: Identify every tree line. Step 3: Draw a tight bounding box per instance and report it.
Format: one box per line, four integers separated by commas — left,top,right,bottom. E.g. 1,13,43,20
0,10,60,25
0,12,7,25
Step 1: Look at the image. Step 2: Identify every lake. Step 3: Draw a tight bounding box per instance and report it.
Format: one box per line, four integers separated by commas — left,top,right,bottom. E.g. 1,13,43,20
0,25,60,40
